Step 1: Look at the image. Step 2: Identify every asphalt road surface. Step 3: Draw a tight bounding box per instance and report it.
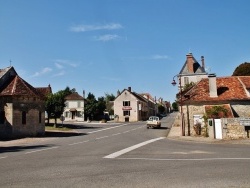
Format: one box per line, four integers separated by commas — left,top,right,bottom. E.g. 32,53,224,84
1,113,250,188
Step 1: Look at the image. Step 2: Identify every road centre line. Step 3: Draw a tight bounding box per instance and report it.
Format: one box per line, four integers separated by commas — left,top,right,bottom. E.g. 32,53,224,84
104,137,165,159
87,124,127,134
0,156,8,160
68,140,90,146
117,157,250,161
25,146,58,154
112,133,121,136
96,136,109,140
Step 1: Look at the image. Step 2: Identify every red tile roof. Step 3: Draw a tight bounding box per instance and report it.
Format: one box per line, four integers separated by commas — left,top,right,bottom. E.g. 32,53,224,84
65,92,84,100
0,75,43,98
184,76,250,102
36,85,52,98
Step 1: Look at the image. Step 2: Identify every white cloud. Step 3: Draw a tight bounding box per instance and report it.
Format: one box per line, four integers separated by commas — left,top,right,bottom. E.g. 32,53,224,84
54,59,78,68
151,55,169,60
70,23,123,32
94,34,120,42
31,67,52,77
55,62,64,69
53,70,65,77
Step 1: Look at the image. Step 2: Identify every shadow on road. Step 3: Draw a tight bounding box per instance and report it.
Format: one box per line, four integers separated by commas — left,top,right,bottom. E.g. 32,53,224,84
0,144,54,154
45,131,86,137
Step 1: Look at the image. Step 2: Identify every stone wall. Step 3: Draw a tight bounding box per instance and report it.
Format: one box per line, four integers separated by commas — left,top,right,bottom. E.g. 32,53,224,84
221,118,249,139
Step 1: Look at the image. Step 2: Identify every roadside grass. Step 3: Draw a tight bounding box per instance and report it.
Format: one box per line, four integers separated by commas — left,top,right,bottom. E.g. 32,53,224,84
45,123,72,131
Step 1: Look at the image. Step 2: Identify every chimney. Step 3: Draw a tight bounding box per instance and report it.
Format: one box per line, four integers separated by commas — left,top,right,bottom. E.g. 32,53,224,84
128,87,131,92
83,90,85,98
208,74,218,97
186,53,194,73
201,56,205,68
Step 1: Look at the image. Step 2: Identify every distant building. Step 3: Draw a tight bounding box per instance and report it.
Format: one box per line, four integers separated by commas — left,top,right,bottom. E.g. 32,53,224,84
114,87,156,122
63,92,85,121
0,66,51,139
179,53,208,87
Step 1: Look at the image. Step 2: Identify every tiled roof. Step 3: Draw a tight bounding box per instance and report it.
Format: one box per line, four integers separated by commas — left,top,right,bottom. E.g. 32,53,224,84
36,85,52,98
184,76,250,102
65,92,84,100
0,75,43,97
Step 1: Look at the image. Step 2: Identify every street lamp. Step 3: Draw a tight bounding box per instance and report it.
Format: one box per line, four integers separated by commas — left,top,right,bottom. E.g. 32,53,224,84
172,75,185,136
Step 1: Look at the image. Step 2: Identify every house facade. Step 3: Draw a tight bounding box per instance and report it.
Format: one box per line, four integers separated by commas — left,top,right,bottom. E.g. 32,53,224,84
114,87,156,122
0,66,51,139
181,74,250,138
63,92,84,121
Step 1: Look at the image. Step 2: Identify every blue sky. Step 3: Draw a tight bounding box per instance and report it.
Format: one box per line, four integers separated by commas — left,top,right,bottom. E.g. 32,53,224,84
1,0,250,103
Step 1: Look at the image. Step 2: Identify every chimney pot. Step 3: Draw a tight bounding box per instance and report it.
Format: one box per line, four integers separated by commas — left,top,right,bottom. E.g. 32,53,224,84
208,74,218,97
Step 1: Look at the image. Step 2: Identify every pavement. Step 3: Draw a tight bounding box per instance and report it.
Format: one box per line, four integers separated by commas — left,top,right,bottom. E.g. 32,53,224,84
168,125,250,145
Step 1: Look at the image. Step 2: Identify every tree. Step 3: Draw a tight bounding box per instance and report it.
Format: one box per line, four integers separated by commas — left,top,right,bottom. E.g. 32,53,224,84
158,104,165,114
232,62,250,76
84,93,97,121
172,101,178,111
45,86,75,126
104,93,115,115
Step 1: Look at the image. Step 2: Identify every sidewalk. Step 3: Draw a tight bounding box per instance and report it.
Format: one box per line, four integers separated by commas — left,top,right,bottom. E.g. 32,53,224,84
168,125,250,145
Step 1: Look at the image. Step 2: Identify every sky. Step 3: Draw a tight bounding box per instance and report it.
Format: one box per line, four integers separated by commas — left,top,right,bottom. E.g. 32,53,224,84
1,0,250,103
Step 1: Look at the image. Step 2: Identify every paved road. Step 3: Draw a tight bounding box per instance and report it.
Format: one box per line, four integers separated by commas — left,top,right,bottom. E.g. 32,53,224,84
0,113,250,187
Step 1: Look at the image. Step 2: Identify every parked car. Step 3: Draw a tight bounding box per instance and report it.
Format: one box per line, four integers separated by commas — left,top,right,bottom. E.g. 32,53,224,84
146,116,161,129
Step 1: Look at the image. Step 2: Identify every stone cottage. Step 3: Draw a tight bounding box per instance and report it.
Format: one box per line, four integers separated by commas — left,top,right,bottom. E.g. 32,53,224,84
0,66,51,139
181,74,250,138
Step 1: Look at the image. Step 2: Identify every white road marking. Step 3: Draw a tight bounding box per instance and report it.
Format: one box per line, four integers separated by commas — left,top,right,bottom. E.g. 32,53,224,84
104,137,165,159
112,133,121,136
25,146,58,154
87,124,127,134
117,157,250,161
68,140,90,146
0,156,8,159
96,136,109,140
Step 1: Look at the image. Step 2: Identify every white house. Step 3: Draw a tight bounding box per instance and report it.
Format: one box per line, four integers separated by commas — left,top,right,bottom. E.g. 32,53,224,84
63,92,85,121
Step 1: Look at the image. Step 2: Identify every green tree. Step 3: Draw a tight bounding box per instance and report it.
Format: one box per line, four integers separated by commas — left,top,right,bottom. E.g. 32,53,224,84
104,93,115,115
96,97,106,119
158,104,165,114
232,62,250,76
84,93,97,121
45,86,75,126
172,101,178,111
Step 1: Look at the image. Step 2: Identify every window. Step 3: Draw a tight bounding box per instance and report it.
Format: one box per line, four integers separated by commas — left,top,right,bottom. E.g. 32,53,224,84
39,111,42,123
0,111,5,124
123,101,130,106
123,111,130,116
77,101,81,108
22,111,26,124
184,77,189,85
65,112,69,118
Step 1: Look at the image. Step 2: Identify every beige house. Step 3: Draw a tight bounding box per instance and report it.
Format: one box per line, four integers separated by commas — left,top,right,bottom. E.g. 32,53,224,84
63,92,85,121
114,87,156,122
0,66,51,139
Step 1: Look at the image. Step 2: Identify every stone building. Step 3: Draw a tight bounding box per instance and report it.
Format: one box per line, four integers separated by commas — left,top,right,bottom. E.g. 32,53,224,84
178,53,208,86
0,66,51,139
181,74,250,138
